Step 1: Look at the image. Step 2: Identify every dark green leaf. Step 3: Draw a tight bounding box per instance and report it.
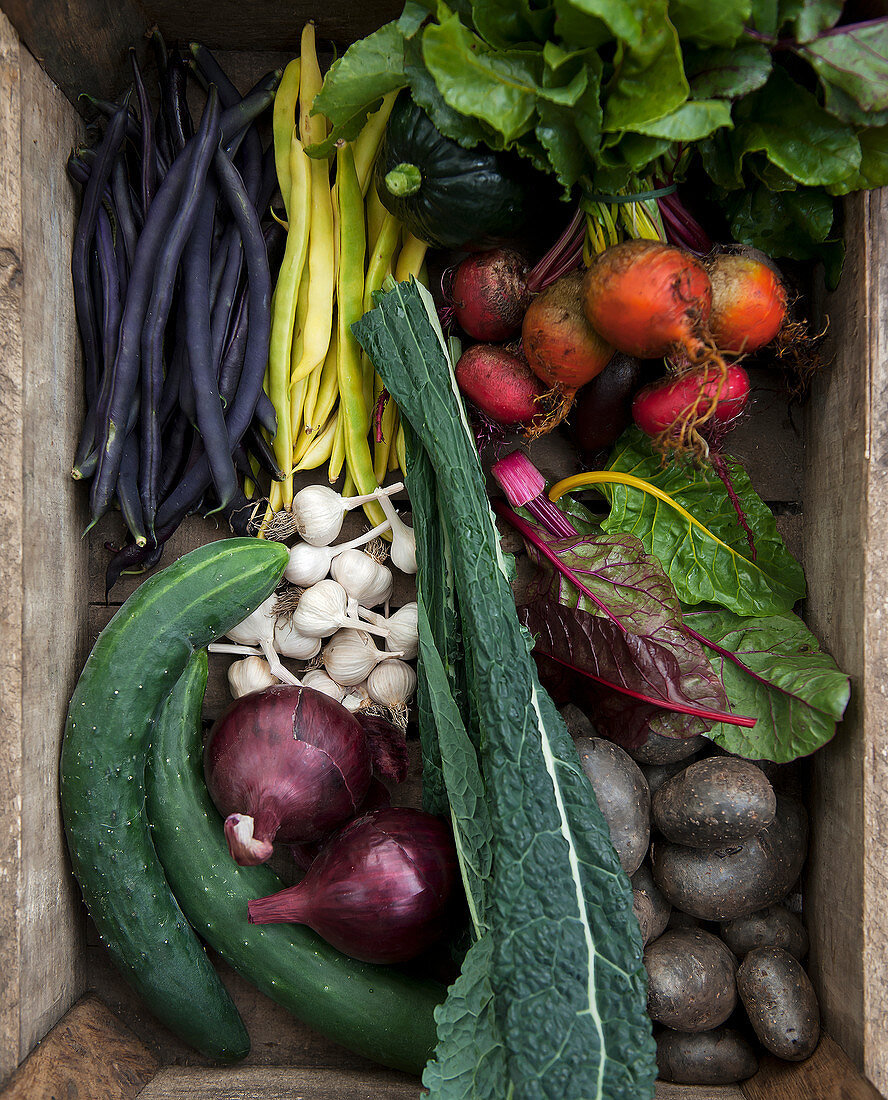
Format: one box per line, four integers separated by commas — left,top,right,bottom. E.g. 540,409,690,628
699,129,743,188
536,101,588,187
405,34,501,147
668,0,751,47
629,97,733,139
603,3,690,132
749,155,799,191
726,183,837,254
731,66,861,187
792,0,843,42
748,0,779,35
619,132,675,170
800,19,888,113
829,125,888,194
473,0,553,48
821,81,888,127
309,22,407,156
355,280,657,1100
554,0,645,49
422,935,510,1100
685,608,851,762
601,429,806,615
685,43,772,100
399,0,434,36
422,13,541,142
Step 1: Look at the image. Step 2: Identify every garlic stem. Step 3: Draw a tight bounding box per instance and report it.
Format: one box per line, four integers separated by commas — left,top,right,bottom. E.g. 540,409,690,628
209,642,264,657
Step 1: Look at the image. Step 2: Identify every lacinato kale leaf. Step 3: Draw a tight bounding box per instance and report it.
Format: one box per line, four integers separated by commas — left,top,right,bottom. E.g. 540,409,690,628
355,279,656,1099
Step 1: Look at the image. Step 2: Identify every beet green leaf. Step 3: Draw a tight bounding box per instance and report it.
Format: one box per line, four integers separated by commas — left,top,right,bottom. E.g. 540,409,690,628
684,608,851,761
601,428,806,616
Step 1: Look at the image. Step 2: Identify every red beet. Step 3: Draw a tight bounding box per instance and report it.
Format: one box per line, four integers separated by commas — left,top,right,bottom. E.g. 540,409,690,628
248,807,458,963
205,686,372,865
451,248,530,341
455,343,545,426
632,364,751,437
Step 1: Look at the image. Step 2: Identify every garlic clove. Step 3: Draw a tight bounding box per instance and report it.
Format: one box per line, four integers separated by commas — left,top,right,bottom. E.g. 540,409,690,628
322,629,403,687
226,594,278,645
376,493,417,575
228,656,279,699
274,616,323,660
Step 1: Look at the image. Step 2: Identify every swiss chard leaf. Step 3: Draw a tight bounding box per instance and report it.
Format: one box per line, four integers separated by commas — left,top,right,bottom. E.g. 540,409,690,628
308,22,407,156
685,608,851,761
730,66,861,188
472,0,554,48
800,19,888,114
355,279,656,1100
601,429,807,616
519,596,729,737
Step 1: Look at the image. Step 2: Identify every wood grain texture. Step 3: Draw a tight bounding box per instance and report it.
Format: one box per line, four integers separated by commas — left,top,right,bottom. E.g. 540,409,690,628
655,1086,744,1100
0,11,24,1085
0,0,148,104
138,1064,419,1099
804,189,888,1093
0,995,158,1100
741,1034,883,1100
16,38,88,1062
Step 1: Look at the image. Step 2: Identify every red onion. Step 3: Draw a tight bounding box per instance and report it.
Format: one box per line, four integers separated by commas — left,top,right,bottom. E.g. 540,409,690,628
288,777,393,871
248,807,458,963
204,685,372,866
355,712,409,784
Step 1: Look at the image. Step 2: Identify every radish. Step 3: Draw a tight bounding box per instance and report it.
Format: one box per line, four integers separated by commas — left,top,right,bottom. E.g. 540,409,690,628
451,249,530,341
582,239,716,362
522,269,614,395
707,253,787,355
455,343,545,427
632,364,751,439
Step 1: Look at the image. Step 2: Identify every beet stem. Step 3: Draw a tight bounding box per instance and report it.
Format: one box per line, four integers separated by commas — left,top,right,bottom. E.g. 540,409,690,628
708,450,758,562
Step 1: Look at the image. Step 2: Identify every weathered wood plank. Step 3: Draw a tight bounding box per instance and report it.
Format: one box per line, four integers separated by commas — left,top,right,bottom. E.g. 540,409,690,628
0,0,148,105
741,1034,883,1100
16,37,88,1061
138,1064,419,1099
803,189,888,1092
655,1086,745,1100
0,995,158,1100
0,11,25,1085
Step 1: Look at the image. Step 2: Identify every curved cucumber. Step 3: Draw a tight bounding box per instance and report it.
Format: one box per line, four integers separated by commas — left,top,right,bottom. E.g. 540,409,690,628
146,652,443,1076
61,538,288,1060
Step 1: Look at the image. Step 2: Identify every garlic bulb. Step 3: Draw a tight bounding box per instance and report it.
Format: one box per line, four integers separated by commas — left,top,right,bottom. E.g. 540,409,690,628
376,492,417,575
367,659,417,707
291,580,389,640
290,483,403,547
330,549,388,605
284,518,392,587
384,603,418,660
273,616,322,660
223,594,301,686
360,562,393,607
322,629,403,687
228,656,278,699
301,668,346,703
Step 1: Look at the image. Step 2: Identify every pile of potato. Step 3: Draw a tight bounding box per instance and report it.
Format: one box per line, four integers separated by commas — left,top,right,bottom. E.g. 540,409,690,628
562,706,819,1086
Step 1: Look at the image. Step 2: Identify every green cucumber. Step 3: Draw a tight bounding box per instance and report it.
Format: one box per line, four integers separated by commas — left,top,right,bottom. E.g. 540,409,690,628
61,537,288,1060
146,652,443,1076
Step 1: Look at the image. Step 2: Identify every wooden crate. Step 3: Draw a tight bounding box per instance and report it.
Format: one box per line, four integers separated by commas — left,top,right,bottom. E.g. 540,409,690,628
0,2,885,1096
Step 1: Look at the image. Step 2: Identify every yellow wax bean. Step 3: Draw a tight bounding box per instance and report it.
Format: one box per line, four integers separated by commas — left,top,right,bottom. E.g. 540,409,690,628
353,91,397,196
394,230,428,282
272,60,300,221
295,410,339,472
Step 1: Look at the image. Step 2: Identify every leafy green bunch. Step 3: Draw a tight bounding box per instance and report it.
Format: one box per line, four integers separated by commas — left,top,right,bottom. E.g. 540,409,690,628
314,0,888,278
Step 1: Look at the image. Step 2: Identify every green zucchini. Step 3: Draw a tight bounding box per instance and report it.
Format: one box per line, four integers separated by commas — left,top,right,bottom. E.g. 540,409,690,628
146,652,443,1076
60,538,288,1060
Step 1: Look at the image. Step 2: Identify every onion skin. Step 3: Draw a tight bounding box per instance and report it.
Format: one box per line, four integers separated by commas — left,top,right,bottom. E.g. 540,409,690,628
455,343,545,426
248,807,458,964
451,248,530,341
632,365,751,437
205,686,372,865
708,254,787,355
523,270,615,390
583,240,713,361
